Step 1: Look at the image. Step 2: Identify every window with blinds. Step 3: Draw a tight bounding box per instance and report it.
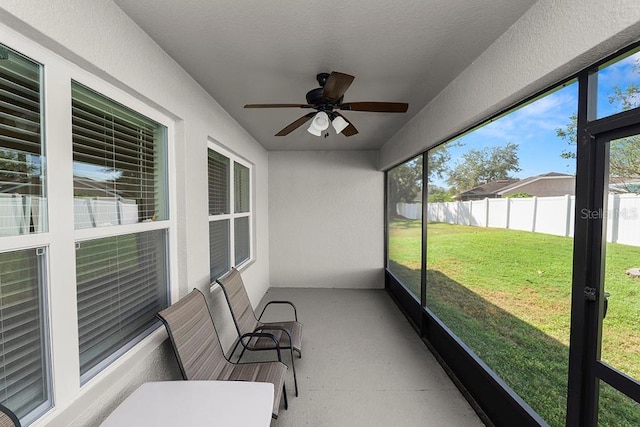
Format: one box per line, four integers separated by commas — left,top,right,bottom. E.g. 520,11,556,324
0,44,45,236
208,150,229,215
209,220,230,280
208,144,252,279
0,248,51,420
234,216,250,265
0,43,50,424
76,230,168,379
72,82,170,382
71,82,168,229
234,162,249,213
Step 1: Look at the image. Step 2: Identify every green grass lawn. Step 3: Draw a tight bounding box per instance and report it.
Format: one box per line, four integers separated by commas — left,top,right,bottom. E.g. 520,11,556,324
388,220,640,427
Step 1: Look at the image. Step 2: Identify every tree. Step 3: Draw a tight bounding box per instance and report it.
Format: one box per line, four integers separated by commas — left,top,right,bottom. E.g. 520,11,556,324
446,142,521,193
387,144,455,218
556,113,577,160
557,57,640,188
427,144,452,182
0,148,39,193
388,155,422,211
507,192,533,198
427,184,454,202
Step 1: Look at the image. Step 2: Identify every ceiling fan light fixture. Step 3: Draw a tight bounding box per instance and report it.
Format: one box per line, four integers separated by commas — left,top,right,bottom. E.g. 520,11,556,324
245,71,408,137
307,111,329,136
331,116,349,134
307,124,322,136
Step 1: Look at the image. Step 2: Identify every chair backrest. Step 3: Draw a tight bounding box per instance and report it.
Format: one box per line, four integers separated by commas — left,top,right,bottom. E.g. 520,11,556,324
217,268,259,336
0,403,20,427
156,289,231,381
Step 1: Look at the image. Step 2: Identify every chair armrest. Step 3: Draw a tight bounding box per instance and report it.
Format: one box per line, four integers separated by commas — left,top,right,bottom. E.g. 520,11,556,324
240,331,283,362
254,325,293,347
258,301,298,321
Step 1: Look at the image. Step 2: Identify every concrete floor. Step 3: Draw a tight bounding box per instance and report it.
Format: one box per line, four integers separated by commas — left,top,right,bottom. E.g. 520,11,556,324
247,288,485,427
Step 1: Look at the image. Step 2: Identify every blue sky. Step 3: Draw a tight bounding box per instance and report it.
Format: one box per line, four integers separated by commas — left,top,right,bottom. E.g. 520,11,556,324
74,162,122,182
431,50,640,189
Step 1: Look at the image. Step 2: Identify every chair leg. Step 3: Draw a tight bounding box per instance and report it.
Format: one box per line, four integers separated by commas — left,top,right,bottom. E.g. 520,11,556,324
290,347,299,397
295,348,302,358
237,344,248,363
282,384,288,410
229,340,242,362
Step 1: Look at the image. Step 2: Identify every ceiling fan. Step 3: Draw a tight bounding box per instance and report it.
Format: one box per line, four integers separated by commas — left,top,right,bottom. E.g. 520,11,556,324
244,71,409,137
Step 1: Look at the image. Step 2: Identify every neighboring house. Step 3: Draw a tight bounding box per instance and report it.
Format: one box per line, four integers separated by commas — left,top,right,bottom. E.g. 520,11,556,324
453,179,519,201
454,172,575,201
2,176,123,198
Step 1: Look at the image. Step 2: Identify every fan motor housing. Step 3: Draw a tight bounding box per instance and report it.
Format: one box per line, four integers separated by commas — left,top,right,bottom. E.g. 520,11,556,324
306,73,342,107
305,87,324,105
306,89,343,108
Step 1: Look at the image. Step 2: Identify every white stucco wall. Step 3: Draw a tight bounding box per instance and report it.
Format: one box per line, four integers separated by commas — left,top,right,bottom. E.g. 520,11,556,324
379,0,640,170
0,1,270,426
2,0,640,425
269,151,384,289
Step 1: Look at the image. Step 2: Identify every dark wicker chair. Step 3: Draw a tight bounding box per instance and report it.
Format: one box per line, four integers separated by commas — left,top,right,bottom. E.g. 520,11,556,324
0,403,20,427
157,288,288,418
217,268,303,396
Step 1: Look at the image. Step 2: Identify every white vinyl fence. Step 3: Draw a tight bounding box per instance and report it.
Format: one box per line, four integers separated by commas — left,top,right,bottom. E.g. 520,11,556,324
0,194,47,237
397,193,640,246
1,195,139,236
74,197,139,229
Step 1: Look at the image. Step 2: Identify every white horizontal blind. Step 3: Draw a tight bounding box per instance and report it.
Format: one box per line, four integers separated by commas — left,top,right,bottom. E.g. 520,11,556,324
234,216,250,265
234,162,249,213
208,150,229,215
208,146,252,278
209,220,229,280
208,148,231,279
0,248,49,419
233,161,250,265
72,83,167,228
76,230,168,377
0,45,45,237
72,82,170,380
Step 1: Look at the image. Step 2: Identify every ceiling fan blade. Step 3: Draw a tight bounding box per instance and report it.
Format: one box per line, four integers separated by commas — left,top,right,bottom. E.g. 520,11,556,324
340,102,409,113
244,103,313,108
342,123,358,137
322,72,355,103
275,113,315,136
334,112,359,137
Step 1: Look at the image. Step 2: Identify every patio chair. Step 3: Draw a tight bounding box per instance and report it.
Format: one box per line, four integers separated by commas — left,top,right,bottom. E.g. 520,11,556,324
156,288,288,419
0,403,21,427
217,268,303,396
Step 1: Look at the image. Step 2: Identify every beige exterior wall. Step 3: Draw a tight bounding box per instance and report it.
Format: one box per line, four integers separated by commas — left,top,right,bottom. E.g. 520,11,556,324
502,177,576,197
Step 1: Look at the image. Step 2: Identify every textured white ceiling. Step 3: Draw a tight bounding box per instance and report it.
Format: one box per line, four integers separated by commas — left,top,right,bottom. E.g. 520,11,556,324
113,0,536,151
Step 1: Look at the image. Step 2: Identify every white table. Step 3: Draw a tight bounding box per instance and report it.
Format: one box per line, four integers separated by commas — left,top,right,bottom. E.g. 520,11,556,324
100,381,274,427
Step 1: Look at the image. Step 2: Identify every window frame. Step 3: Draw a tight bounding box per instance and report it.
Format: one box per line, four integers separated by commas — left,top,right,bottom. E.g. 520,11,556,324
207,140,254,279
69,79,174,385
70,81,170,230
0,20,179,427
0,246,53,424
0,42,54,425
383,41,640,427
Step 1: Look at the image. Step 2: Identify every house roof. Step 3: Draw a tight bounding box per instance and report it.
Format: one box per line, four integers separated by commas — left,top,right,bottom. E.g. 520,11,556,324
454,172,574,199
496,172,573,195
455,179,519,198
